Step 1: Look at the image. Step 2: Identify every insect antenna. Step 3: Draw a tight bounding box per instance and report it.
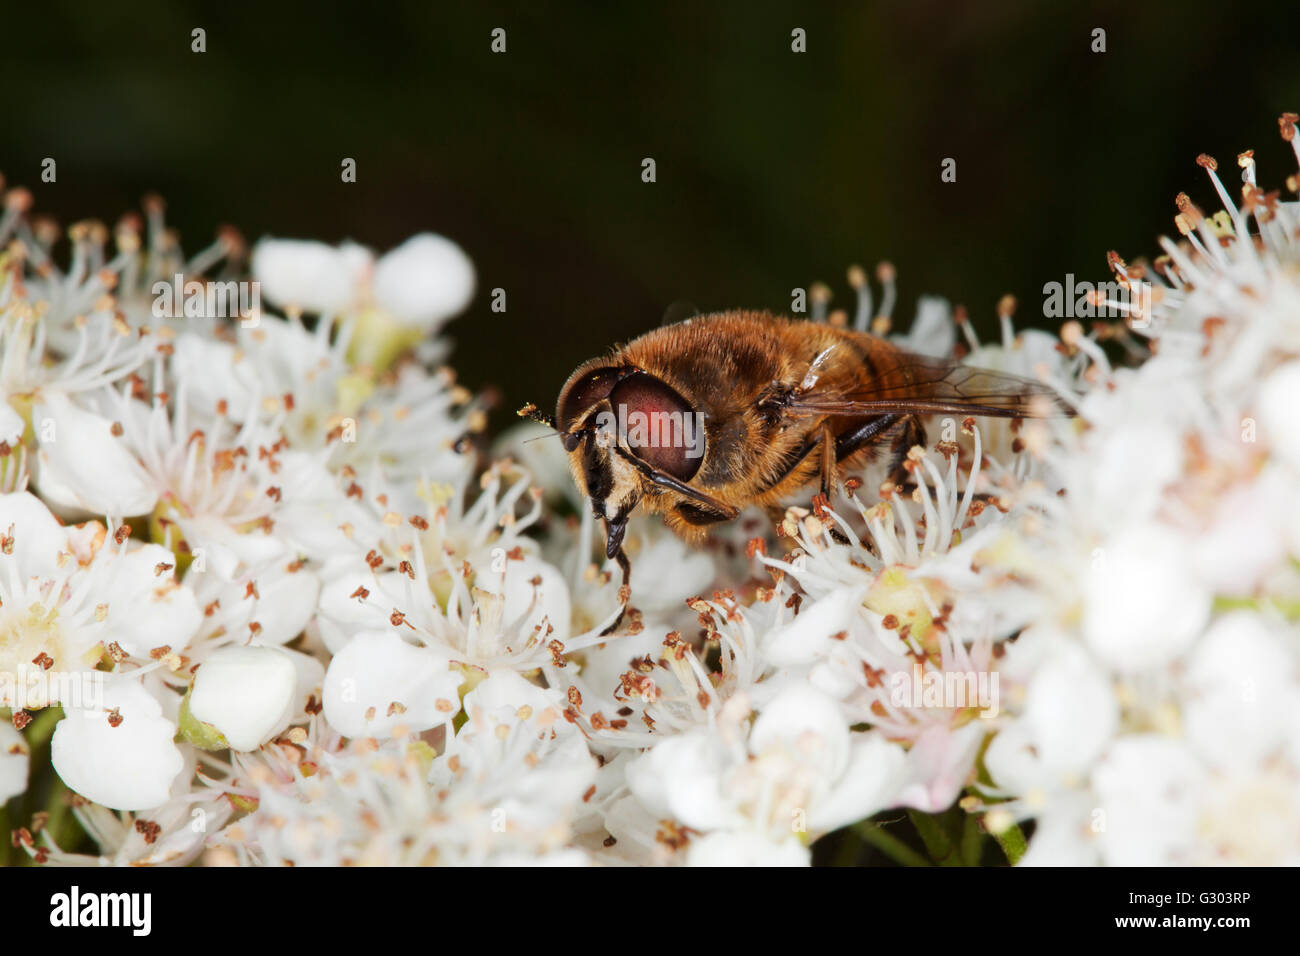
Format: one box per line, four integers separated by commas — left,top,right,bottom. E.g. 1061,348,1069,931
516,402,556,429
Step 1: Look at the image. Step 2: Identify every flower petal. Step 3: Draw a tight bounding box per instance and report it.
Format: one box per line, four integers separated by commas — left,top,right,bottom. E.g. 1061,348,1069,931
51,681,184,811
189,645,299,751
322,631,462,738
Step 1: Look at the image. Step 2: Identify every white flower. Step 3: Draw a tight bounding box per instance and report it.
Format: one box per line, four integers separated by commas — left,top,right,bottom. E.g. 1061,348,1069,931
473,551,573,647
51,679,185,811
624,686,908,865
249,239,372,317
983,634,1117,796
1257,359,1300,471
371,233,476,331
18,787,233,867
891,295,956,358
322,630,463,739
1182,613,1297,773
251,234,475,369
0,722,29,802
1081,524,1211,672
221,674,593,866
0,259,154,389
0,491,200,708
33,390,158,518
188,645,299,751
979,122,1300,866
1091,736,1205,866
315,461,615,679
685,831,811,867
10,116,1300,869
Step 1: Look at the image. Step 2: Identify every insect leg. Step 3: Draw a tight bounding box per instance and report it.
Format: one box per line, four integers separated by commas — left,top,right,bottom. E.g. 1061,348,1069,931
819,423,837,498
598,542,632,637
755,435,819,494
884,415,927,484
833,414,901,461
817,424,853,544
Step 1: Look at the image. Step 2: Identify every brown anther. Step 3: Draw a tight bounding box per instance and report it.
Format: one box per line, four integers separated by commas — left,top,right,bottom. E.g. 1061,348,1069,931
548,639,567,666
134,819,162,844
811,492,832,518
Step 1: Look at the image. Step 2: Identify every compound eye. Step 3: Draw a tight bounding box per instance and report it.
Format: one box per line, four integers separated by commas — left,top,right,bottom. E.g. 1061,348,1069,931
608,372,703,481
556,367,624,433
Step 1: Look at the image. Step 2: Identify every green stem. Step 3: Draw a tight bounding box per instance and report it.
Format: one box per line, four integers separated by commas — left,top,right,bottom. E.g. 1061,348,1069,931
853,821,932,867
908,809,963,866
832,831,863,867
44,777,73,852
960,810,986,866
1213,594,1300,621
993,822,1028,865
23,707,63,752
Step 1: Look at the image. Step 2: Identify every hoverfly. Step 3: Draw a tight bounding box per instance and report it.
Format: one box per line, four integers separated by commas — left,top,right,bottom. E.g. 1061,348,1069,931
526,310,1069,624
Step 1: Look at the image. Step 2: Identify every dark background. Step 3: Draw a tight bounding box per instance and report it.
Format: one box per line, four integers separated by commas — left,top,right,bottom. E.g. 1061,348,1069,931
3,0,1298,431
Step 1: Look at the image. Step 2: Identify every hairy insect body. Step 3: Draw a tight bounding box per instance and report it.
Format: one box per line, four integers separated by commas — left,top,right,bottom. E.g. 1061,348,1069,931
546,310,1067,621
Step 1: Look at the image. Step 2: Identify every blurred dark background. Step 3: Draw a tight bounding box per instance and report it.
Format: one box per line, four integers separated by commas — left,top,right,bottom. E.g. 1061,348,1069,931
3,0,1298,431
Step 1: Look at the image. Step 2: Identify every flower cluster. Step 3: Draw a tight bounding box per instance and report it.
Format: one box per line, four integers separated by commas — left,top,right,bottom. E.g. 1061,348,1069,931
2,114,1298,867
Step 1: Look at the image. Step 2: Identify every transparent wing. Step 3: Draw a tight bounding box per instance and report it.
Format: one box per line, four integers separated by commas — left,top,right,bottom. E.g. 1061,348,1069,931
787,353,1072,419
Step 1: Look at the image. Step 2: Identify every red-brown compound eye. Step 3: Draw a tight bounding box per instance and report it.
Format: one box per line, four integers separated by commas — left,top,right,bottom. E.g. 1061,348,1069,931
556,367,626,434
607,372,703,481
